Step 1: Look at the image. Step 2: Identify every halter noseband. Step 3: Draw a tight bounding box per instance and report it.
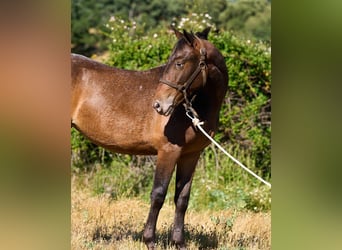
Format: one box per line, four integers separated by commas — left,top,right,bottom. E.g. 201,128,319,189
159,47,208,116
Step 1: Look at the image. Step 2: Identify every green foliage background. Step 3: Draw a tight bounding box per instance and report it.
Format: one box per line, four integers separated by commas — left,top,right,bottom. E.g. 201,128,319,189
71,1,271,212
72,0,271,56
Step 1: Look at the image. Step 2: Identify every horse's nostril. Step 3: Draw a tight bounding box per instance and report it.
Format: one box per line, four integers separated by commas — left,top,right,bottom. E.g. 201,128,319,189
153,101,161,110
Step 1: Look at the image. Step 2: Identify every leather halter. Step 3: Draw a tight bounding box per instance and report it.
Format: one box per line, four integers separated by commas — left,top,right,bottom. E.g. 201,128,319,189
159,47,208,116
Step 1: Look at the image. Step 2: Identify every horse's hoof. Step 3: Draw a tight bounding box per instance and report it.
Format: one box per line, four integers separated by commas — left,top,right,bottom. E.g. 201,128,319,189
177,244,186,250
146,242,156,250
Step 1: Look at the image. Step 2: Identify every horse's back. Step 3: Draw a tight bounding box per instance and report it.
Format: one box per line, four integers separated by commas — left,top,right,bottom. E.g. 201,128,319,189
71,53,116,88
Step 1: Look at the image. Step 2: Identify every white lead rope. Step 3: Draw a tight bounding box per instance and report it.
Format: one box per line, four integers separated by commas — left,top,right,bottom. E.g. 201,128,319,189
187,113,271,188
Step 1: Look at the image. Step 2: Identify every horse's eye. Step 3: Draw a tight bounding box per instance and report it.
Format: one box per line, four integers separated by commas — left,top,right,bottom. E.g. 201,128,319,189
175,62,184,69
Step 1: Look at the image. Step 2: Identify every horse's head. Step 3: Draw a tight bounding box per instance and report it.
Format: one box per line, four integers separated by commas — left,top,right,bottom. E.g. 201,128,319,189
153,27,212,116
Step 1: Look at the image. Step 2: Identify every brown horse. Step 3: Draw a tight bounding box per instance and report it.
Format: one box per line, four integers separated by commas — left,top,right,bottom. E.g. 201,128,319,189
71,27,228,249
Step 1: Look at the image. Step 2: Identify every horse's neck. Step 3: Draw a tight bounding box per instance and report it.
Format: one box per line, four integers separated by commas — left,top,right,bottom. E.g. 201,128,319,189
208,64,228,102
133,65,166,88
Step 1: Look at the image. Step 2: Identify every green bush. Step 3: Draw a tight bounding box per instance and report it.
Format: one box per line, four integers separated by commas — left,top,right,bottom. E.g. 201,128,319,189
103,17,172,70
71,0,270,56
91,156,155,199
211,32,271,176
71,15,271,211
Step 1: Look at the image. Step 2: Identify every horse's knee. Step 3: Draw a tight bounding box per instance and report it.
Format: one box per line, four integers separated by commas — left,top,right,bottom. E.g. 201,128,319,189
150,186,167,209
175,193,190,213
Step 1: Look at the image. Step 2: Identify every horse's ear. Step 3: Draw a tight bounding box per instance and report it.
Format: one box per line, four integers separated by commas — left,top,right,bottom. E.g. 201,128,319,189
183,29,195,45
195,27,211,40
170,26,183,40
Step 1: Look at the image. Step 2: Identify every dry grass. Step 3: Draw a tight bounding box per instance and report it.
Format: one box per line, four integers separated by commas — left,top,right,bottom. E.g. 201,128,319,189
72,181,270,250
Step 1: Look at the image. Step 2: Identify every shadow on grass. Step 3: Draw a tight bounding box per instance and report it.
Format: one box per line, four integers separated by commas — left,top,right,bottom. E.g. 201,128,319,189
92,225,219,249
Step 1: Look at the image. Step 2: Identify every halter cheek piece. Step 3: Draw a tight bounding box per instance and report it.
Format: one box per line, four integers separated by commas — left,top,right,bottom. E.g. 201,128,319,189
159,48,208,117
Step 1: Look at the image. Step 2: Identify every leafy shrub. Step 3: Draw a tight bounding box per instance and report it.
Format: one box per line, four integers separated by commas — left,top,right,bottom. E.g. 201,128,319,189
71,0,270,56
91,156,155,199
71,128,113,171
211,32,271,176
103,17,172,70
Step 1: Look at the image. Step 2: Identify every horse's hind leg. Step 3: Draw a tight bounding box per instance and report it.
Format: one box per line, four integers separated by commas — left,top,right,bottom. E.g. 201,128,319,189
143,150,180,249
172,151,201,249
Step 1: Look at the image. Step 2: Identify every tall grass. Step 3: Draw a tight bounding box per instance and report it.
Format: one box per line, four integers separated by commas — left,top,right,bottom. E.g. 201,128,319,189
72,137,271,213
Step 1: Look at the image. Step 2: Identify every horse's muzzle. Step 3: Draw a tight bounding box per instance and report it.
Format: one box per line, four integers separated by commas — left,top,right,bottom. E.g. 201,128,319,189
153,100,174,116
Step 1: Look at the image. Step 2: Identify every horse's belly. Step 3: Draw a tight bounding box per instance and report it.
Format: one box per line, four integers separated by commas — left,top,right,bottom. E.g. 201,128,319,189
75,129,156,156
72,95,158,155
104,143,158,155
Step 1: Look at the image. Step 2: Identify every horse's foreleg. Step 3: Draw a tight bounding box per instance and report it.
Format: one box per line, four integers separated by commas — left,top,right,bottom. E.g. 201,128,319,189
143,150,179,249
172,151,200,249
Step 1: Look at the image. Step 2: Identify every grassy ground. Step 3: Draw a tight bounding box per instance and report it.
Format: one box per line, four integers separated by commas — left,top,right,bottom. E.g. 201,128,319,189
72,178,271,250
